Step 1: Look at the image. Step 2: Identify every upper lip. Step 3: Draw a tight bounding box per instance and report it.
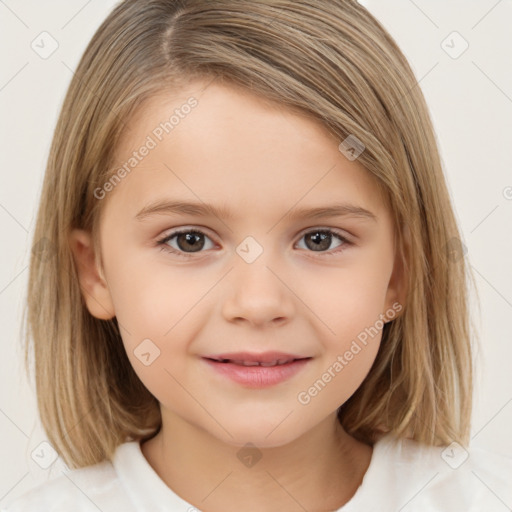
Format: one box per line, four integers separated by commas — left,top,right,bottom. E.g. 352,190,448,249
202,351,310,365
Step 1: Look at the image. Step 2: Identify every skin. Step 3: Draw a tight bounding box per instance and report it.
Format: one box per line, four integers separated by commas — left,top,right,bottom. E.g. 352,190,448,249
69,78,406,512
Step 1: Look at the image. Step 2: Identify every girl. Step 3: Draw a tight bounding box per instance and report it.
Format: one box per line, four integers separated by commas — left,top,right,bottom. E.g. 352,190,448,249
4,0,511,510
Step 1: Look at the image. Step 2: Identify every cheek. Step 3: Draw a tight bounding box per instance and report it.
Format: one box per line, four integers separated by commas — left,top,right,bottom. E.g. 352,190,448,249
107,252,205,334
106,256,212,386
110,263,202,402
295,255,390,404
298,254,391,339
297,337,381,417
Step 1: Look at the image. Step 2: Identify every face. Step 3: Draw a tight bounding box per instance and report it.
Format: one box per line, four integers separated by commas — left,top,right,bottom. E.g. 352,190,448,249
71,79,405,448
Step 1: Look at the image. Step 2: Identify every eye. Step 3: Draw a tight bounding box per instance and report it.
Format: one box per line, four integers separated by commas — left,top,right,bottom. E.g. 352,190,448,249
156,227,352,259
295,228,352,256
157,228,215,258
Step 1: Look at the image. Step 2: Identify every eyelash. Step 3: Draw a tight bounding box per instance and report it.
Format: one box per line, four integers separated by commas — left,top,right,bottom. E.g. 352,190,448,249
156,227,353,259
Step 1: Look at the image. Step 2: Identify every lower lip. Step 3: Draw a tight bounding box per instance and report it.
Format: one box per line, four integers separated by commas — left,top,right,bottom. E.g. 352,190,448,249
202,358,311,388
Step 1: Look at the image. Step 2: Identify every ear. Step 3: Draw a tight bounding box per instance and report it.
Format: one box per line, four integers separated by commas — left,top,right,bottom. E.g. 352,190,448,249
68,229,115,320
383,224,409,322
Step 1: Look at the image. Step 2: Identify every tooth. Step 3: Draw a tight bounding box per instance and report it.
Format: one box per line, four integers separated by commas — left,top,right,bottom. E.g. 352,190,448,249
226,359,296,367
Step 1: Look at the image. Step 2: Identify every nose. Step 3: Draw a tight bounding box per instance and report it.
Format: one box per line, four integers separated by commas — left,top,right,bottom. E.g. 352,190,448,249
221,257,295,328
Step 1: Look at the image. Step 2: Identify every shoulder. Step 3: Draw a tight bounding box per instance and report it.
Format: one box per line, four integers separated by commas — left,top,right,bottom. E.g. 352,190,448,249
373,434,512,511
1,456,134,512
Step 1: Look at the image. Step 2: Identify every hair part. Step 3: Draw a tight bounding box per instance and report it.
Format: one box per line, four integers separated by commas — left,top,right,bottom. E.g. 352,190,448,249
24,0,477,467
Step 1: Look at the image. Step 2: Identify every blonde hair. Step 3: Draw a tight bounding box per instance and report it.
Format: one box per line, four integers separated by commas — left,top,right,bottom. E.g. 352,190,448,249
24,0,478,468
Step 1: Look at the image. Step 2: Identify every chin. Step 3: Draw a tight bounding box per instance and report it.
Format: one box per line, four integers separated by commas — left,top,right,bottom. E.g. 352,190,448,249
210,420,307,450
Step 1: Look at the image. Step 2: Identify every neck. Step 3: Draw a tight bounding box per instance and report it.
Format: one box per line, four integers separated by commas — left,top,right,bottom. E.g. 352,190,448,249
141,410,373,512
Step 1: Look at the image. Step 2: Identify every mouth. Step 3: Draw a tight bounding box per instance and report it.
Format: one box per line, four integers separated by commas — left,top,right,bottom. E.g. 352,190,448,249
201,352,312,388
204,357,306,367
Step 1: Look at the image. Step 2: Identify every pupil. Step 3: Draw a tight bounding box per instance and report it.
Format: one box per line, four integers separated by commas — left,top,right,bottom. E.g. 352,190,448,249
178,232,204,252
307,231,330,251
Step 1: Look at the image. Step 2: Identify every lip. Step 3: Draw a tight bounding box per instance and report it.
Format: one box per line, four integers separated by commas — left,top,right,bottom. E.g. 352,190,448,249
202,351,307,364
201,352,312,388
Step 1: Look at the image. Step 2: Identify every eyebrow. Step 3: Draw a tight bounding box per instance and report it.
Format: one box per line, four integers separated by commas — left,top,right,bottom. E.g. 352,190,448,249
135,199,377,223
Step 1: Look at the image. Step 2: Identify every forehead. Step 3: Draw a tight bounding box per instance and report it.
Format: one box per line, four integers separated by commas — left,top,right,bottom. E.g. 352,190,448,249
115,78,341,160
104,79,390,223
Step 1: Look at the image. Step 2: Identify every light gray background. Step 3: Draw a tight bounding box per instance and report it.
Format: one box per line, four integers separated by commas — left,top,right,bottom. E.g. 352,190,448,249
1,0,511,506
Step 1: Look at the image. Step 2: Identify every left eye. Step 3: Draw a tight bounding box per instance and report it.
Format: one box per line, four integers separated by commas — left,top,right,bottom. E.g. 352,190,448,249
157,228,351,258
296,229,349,253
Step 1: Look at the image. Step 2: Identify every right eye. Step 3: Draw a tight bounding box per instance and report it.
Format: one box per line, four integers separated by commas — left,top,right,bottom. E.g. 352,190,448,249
157,228,216,258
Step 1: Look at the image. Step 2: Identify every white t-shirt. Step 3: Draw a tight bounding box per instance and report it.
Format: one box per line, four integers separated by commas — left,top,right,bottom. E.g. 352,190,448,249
2,433,511,511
